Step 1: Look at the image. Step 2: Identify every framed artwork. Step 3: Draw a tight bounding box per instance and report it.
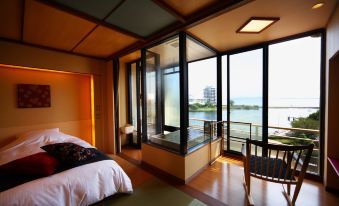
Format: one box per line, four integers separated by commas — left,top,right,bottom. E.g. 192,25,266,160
17,84,51,108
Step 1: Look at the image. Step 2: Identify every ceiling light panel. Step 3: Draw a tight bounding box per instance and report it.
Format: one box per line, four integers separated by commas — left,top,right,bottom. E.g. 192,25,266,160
312,3,324,9
237,17,279,33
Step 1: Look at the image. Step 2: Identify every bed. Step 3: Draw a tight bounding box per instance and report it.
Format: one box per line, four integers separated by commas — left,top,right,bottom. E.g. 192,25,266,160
0,128,133,206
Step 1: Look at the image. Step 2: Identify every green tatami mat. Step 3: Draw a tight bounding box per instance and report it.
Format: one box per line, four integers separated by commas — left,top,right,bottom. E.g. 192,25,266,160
96,178,206,206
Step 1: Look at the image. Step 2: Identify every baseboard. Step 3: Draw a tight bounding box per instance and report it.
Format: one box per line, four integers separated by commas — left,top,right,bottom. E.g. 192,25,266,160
118,152,141,166
141,161,186,185
185,164,209,184
325,186,339,194
185,155,221,184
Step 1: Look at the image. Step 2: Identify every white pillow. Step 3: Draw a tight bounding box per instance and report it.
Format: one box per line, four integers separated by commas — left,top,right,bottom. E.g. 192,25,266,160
16,128,60,140
0,128,61,153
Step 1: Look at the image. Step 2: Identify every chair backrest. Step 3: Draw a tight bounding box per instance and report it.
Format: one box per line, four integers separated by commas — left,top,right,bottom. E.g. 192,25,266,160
245,139,314,184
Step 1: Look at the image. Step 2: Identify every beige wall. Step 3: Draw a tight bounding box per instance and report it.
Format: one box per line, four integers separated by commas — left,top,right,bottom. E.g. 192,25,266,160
142,143,186,180
142,140,222,181
325,4,339,189
185,139,222,180
0,40,115,153
0,66,92,145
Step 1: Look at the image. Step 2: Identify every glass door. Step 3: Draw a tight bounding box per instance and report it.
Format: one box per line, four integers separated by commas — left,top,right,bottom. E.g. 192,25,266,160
227,49,263,153
127,60,142,148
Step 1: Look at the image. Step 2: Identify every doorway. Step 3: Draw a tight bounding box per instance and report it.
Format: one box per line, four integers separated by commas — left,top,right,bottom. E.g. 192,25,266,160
126,60,142,149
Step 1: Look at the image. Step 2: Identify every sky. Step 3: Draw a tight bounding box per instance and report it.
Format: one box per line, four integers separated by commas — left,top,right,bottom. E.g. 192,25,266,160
188,36,321,107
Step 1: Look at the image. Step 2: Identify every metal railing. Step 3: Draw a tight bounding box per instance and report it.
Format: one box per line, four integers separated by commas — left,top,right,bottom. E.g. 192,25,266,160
189,118,320,173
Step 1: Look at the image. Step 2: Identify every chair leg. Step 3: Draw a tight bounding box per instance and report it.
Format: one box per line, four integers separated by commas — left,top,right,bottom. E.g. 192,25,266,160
292,182,302,206
243,168,254,206
282,184,293,206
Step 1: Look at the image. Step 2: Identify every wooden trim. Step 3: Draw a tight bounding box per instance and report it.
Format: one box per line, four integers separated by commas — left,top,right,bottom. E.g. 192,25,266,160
0,37,105,61
21,0,26,42
35,0,145,41
236,17,280,34
223,28,325,55
70,25,99,52
141,161,185,184
178,185,226,206
325,0,339,28
325,186,339,194
113,58,121,153
109,0,252,58
183,0,253,30
118,151,141,165
151,0,186,23
118,150,227,206
102,0,125,20
71,0,126,52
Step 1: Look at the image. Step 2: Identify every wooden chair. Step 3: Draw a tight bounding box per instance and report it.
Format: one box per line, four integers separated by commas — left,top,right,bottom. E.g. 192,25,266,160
242,139,314,206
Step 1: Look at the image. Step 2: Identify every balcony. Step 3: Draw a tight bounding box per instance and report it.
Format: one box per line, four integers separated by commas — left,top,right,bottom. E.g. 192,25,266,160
189,118,320,174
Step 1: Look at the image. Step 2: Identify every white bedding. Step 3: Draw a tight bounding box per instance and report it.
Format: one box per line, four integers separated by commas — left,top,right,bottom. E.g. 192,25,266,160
0,129,133,206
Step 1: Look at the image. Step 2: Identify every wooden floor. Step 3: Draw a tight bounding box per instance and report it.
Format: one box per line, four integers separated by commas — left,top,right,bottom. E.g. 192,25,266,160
119,147,339,206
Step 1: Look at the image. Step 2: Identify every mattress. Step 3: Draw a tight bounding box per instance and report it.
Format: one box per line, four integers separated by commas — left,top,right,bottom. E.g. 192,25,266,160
0,129,133,206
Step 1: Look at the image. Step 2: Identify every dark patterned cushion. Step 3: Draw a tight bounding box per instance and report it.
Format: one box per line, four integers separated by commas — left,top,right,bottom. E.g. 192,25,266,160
0,152,59,176
41,143,96,165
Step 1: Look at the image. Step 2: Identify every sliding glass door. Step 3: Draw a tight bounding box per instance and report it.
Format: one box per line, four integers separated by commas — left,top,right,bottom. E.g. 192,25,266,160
228,49,263,152
268,35,322,175
221,32,323,176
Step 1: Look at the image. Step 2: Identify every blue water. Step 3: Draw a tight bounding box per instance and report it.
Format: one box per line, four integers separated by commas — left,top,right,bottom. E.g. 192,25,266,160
189,97,319,129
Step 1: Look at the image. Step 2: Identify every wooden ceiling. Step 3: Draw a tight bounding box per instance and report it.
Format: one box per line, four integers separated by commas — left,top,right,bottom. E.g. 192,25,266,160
188,0,338,52
0,0,337,61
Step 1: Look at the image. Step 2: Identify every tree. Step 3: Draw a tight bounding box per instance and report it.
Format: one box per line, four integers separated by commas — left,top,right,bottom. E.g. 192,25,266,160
289,110,320,140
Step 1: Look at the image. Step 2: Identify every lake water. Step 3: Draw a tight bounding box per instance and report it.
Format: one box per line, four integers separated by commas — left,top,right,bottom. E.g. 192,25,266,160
189,108,318,128
189,97,319,130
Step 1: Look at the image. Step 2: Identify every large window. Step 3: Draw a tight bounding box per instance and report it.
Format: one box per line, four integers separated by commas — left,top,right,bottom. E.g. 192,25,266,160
188,58,217,148
164,67,180,127
268,36,322,174
141,31,323,174
145,36,181,152
188,58,217,124
229,49,263,152
221,33,323,176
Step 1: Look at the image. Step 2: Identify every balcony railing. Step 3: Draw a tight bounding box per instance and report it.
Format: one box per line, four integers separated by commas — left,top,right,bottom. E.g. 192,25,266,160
189,118,320,174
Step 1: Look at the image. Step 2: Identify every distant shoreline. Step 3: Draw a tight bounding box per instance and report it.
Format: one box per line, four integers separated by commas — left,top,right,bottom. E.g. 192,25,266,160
189,105,319,112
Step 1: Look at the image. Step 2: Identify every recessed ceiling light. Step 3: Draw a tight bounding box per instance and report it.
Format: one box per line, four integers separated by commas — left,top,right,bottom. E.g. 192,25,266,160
237,17,280,33
312,2,324,9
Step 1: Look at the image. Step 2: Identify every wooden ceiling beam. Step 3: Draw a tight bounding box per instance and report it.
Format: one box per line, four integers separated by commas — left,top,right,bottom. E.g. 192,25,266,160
70,0,126,52
20,0,26,41
109,0,253,59
151,0,186,23
0,37,105,61
35,0,145,41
